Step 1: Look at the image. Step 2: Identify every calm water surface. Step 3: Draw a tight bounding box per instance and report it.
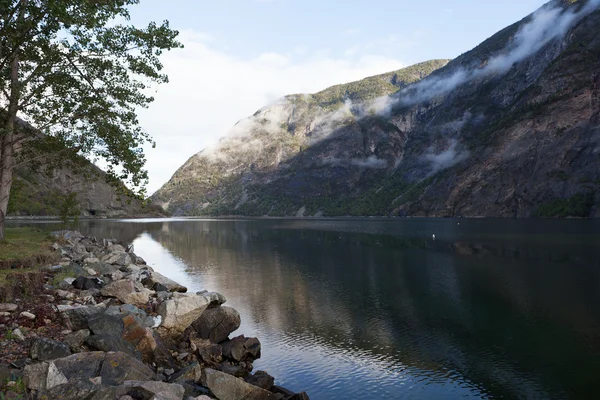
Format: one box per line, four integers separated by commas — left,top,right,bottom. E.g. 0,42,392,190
10,218,600,399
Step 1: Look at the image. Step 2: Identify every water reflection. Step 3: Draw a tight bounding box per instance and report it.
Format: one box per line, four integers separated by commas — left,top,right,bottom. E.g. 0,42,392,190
9,218,600,399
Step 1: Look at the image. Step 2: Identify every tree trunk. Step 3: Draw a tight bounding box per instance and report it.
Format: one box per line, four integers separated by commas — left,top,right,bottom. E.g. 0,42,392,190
0,34,21,241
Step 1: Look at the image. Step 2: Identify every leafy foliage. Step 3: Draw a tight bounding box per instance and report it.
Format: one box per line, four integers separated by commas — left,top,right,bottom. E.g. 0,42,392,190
0,0,183,237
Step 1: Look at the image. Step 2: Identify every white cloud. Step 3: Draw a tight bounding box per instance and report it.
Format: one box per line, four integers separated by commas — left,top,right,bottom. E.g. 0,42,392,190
138,30,405,194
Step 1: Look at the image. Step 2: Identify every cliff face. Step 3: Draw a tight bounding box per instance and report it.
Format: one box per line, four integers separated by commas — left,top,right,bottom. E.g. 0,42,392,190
153,0,600,218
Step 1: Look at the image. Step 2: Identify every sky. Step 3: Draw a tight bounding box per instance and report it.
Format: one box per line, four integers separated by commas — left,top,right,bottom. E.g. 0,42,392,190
127,0,548,194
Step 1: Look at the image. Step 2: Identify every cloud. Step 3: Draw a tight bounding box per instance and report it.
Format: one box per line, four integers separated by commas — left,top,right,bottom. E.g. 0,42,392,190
391,0,600,107
137,30,405,194
424,139,469,174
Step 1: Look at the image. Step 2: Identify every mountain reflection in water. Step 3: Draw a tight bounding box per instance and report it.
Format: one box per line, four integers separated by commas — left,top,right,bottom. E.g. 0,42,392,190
10,218,600,399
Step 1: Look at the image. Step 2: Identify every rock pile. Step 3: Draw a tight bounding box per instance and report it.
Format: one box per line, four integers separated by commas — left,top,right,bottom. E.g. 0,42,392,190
0,231,310,400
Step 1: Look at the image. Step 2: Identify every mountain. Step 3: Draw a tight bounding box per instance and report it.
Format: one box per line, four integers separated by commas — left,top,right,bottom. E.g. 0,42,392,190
8,164,150,218
153,0,600,218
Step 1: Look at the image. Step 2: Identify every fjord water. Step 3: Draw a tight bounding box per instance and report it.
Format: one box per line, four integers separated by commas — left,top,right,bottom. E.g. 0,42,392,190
13,218,600,399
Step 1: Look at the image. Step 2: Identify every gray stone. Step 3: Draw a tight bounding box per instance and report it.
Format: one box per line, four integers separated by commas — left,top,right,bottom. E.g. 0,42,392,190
58,277,76,290
56,289,75,300
85,335,142,360
63,329,91,352
169,362,202,384
30,337,72,361
102,252,132,266
24,362,50,391
221,336,261,362
88,313,125,336
100,352,155,385
201,368,278,400
190,337,222,364
101,279,152,307
11,328,26,341
0,303,18,312
158,292,226,336
62,305,106,331
19,311,35,320
192,306,240,343
146,271,188,293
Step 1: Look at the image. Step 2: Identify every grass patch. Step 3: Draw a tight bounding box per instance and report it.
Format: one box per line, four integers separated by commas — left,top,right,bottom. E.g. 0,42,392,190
0,228,58,302
0,228,57,269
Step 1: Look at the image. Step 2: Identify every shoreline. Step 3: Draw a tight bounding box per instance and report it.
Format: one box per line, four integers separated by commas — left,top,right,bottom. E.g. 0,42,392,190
0,231,309,400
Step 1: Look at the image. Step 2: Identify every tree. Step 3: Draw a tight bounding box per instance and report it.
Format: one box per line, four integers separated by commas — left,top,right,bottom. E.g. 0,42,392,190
0,0,183,239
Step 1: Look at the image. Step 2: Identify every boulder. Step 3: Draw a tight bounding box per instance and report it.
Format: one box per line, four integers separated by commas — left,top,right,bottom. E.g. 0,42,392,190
63,306,104,330
121,314,176,367
72,276,105,290
190,336,222,364
88,313,125,336
58,278,76,290
30,338,71,361
23,362,50,391
63,329,91,352
30,352,154,388
221,336,261,362
145,272,188,293
169,362,203,385
85,335,142,360
158,292,226,335
101,280,152,307
101,252,132,266
244,371,274,391
192,306,240,343
201,368,278,400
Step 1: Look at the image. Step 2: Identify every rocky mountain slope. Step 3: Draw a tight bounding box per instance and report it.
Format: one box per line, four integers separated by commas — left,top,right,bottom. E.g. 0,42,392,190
8,164,149,218
153,0,600,218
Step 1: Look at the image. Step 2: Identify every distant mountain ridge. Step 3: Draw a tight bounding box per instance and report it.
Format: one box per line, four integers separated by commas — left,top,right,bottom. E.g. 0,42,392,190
153,0,600,218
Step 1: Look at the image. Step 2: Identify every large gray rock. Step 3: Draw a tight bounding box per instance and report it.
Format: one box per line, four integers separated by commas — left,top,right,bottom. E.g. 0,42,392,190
30,338,71,361
145,271,188,293
221,336,261,362
88,313,125,336
63,329,91,352
190,336,223,364
201,368,278,400
85,335,142,360
100,279,153,307
25,351,155,393
101,252,132,266
168,362,203,384
158,292,226,335
63,306,105,330
192,306,240,343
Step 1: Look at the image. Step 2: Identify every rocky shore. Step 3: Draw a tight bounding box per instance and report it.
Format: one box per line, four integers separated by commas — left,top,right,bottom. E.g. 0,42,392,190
0,231,309,400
